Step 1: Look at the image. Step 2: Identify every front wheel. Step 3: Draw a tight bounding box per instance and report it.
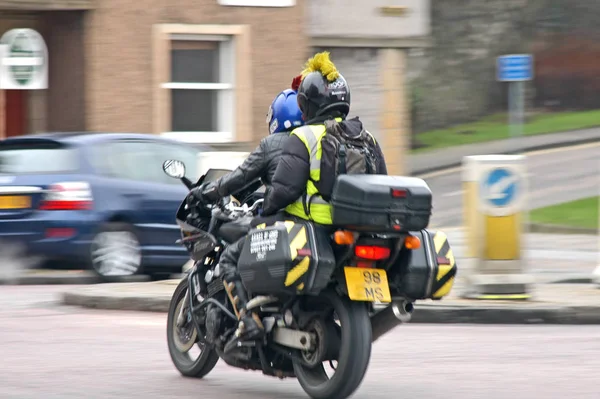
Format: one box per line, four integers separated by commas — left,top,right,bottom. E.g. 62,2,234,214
166,279,219,378
293,292,373,399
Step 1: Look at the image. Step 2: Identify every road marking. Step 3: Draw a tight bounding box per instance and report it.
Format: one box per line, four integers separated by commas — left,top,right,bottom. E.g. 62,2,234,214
419,167,461,179
417,142,600,179
525,141,600,157
442,190,462,197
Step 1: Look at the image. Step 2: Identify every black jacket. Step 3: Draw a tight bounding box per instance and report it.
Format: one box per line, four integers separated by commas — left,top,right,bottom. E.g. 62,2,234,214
209,133,290,198
262,117,388,216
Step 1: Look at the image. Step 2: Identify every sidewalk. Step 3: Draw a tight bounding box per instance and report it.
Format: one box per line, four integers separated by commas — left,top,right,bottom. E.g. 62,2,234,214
60,278,600,324
442,228,598,284
409,127,600,175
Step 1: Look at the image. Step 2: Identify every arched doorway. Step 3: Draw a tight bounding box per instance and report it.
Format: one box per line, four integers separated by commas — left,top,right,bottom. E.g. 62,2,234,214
4,89,27,137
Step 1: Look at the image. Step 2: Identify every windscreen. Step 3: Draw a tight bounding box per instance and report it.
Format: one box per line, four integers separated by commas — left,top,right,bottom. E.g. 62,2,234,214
203,168,232,183
0,142,78,174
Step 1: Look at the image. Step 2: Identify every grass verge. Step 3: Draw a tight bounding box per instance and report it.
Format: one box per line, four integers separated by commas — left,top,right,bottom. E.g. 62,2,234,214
413,109,600,153
529,196,599,230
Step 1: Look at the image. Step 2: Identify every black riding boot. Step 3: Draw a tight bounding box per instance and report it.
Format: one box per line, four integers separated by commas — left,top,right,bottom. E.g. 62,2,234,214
219,238,264,351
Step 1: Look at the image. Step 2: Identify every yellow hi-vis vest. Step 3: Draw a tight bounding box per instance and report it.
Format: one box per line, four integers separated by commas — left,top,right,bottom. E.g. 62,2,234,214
284,122,335,225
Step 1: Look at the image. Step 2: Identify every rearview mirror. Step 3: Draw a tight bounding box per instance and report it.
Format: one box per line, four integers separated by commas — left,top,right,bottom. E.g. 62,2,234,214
163,159,186,179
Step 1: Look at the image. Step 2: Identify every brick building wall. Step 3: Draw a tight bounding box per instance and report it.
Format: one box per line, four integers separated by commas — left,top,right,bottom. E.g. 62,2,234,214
84,0,307,145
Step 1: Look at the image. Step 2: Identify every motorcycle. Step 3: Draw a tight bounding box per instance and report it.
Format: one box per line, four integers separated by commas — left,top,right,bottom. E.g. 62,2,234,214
162,159,457,399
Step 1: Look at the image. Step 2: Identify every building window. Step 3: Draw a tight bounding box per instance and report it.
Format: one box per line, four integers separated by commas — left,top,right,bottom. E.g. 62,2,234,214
164,36,234,142
153,25,252,144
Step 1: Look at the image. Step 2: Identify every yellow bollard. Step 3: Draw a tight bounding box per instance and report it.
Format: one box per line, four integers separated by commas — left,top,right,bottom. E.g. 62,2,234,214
461,155,534,300
462,158,480,259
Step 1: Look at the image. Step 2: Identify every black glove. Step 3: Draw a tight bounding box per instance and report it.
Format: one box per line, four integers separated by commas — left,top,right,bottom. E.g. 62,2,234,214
191,182,220,203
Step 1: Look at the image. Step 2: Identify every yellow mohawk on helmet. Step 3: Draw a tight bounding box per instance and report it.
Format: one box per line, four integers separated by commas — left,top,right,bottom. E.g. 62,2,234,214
301,51,340,82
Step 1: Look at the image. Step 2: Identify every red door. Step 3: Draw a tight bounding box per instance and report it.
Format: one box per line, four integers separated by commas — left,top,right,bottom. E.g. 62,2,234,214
4,90,27,137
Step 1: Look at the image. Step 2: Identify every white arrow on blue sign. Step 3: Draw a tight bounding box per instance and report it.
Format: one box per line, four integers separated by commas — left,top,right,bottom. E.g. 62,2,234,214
482,168,520,207
496,54,533,82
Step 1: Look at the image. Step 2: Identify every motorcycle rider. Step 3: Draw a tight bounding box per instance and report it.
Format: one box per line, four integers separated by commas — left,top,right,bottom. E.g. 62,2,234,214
213,51,388,343
262,51,388,218
193,82,304,346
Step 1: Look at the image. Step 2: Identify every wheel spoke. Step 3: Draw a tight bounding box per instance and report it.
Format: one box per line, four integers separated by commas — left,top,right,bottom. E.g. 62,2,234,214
91,230,141,277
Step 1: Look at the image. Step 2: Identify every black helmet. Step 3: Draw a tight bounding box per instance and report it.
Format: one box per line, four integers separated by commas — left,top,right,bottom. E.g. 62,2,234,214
296,52,351,121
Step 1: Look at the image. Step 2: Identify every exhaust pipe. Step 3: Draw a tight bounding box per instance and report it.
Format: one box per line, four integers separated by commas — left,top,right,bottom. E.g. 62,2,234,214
371,300,414,343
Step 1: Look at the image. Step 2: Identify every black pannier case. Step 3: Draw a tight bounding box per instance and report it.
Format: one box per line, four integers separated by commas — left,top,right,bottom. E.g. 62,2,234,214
330,175,433,232
238,220,335,296
388,229,457,300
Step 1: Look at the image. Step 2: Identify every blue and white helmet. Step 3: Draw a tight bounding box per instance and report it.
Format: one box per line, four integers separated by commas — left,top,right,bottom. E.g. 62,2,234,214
266,89,304,134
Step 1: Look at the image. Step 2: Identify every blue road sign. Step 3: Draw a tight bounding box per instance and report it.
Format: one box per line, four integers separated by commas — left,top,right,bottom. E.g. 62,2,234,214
482,168,520,207
496,54,533,82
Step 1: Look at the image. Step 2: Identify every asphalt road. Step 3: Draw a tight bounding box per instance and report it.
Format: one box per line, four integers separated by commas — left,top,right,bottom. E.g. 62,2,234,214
2,286,599,399
423,143,600,228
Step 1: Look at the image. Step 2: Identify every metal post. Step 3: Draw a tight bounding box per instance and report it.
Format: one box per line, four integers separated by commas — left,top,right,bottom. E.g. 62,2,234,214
508,81,525,140
498,54,531,150
594,158,600,287
508,82,515,138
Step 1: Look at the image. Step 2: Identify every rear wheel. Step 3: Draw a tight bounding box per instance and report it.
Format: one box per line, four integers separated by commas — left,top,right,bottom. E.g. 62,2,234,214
166,279,219,378
293,291,372,399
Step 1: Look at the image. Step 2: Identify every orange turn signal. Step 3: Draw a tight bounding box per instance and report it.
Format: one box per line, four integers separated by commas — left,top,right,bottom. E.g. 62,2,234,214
404,235,421,250
334,230,355,245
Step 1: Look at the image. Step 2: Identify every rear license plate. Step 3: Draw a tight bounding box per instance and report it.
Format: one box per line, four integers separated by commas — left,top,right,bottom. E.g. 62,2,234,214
344,267,392,303
0,195,31,210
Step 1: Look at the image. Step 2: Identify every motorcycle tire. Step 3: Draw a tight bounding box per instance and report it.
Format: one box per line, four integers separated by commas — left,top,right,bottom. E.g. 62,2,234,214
166,279,219,378
293,291,372,399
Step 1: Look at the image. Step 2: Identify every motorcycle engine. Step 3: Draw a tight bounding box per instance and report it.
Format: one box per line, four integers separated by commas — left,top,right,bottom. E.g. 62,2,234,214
204,304,222,344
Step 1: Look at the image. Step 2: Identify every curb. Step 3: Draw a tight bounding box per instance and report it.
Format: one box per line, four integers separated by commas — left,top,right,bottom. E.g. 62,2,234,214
62,290,171,312
61,285,600,325
0,275,101,286
410,134,600,175
0,272,151,286
527,223,597,236
410,304,600,325
550,275,593,284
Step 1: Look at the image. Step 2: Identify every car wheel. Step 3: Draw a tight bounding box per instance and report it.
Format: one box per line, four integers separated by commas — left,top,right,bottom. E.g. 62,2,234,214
90,223,142,278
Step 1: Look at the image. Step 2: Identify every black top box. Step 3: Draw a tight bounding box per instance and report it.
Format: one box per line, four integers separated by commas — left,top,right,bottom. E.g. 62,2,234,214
330,174,433,233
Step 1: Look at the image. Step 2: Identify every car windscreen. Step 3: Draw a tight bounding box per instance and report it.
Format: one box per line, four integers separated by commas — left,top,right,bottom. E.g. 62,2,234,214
0,141,79,174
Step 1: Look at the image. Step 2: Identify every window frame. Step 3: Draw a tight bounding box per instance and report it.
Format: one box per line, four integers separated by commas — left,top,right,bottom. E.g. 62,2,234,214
217,0,295,6
152,24,252,145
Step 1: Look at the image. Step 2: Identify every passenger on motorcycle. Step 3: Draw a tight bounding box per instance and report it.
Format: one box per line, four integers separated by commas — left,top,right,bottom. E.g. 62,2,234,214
262,51,387,220
192,81,304,345
216,51,389,343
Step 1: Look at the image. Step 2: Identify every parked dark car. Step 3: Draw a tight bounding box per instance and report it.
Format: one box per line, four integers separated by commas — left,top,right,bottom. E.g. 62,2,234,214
0,132,210,279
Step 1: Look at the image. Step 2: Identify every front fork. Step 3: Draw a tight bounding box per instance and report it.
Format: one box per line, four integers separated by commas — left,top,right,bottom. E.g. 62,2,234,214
176,260,200,327
176,288,191,327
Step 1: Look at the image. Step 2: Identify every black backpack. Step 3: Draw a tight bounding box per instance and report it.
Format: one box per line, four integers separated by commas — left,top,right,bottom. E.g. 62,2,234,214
309,118,378,202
